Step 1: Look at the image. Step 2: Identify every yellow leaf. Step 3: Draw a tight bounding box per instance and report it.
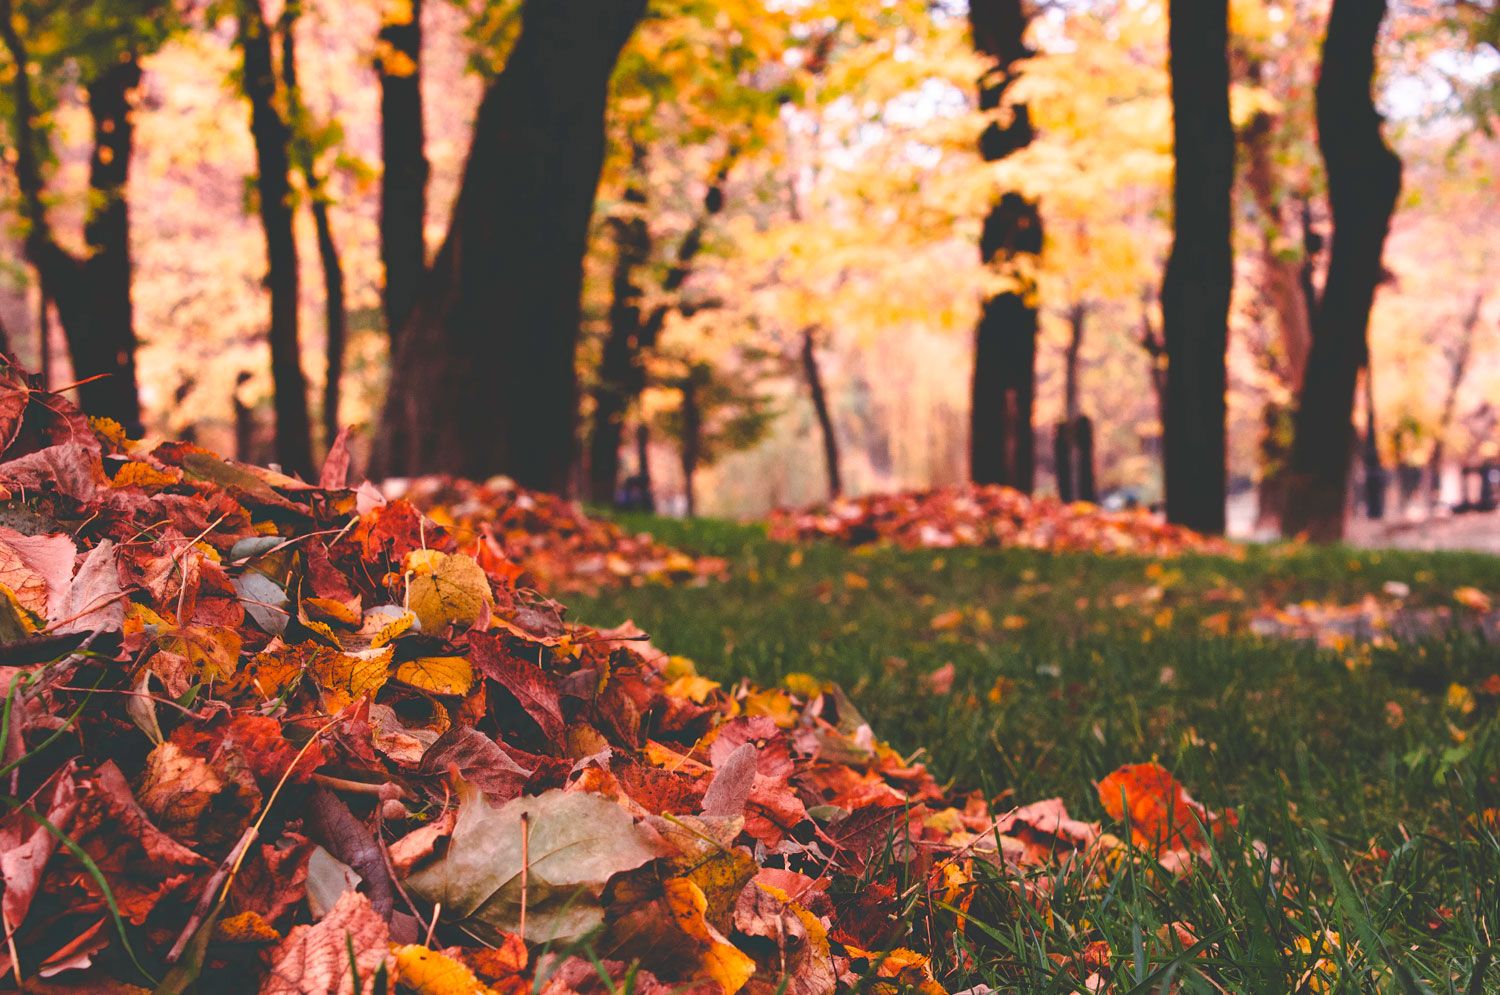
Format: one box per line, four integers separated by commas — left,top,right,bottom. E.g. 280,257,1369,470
407,552,492,634
310,646,393,710
302,596,360,627
664,878,755,995
744,688,797,728
392,944,497,995
665,674,720,704
395,656,474,697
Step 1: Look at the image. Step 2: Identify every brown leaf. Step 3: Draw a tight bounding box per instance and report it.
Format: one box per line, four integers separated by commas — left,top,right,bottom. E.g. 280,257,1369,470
262,890,393,995
468,632,565,741
420,727,532,803
1,765,79,928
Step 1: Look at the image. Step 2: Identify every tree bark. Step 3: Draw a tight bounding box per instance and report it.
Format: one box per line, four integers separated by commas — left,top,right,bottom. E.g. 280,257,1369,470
1162,0,1234,534
238,0,314,478
968,0,1042,492
377,0,427,341
801,326,842,500
376,0,647,491
0,2,144,432
1283,0,1402,541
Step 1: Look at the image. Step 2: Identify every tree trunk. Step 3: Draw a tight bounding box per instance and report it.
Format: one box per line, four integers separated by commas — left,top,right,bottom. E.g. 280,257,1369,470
588,146,650,505
0,3,143,432
1427,292,1485,510
968,0,1042,492
377,0,427,341
1283,0,1402,541
282,5,349,452
376,0,647,491
1161,0,1234,534
801,327,842,500
79,59,145,435
1242,109,1312,384
634,423,655,512
588,152,736,504
1056,303,1092,503
680,376,700,518
239,0,314,478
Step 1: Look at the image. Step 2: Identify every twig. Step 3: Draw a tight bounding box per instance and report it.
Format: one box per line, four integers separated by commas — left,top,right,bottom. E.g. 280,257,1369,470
519,811,530,943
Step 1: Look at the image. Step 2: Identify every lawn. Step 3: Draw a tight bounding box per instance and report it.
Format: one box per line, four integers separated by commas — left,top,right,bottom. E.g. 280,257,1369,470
573,516,1500,993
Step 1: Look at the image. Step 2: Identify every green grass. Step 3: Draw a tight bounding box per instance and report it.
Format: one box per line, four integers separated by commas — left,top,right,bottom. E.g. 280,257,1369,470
573,517,1500,993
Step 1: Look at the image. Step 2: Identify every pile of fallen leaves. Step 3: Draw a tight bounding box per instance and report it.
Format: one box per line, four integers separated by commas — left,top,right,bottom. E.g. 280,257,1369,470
0,361,1232,993
769,487,1234,558
387,476,727,594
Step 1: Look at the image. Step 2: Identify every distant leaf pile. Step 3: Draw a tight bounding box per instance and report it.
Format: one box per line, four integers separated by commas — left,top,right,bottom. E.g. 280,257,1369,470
769,486,1234,557
0,363,1231,992
387,476,727,594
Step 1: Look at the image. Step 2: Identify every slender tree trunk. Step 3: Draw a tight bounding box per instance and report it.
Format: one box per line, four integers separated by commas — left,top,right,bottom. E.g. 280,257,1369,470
0,2,143,431
1162,0,1234,534
589,146,650,504
680,376,700,518
311,199,347,448
588,152,736,504
1283,0,1402,541
634,423,655,512
238,0,314,478
1244,114,1313,384
801,326,842,499
282,5,349,451
968,0,1042,492
377,0,427,341
376,0,647,491
1056,303,1089,502
1427,293,1485,509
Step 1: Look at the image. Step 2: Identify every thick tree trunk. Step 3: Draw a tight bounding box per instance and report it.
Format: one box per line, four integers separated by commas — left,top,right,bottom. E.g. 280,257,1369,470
377,0,427,341
801,327,842,500
239,0,314,478
1283,0,1402,541
376,0,647,491
0,4,143,432
588,149,650,504
1162,0,1234,534
968,0,1042,492
633,423,655,512
79,59,145,435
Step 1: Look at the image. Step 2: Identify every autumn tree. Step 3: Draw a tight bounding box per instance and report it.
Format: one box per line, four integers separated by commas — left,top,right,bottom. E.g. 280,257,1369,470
968,0,1042,492
1160,0,1234,534
377,0,647,490
1283,0,1402,541
0,0,163,435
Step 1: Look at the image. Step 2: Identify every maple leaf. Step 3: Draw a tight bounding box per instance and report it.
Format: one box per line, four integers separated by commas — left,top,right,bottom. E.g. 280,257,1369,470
403,785,666,944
